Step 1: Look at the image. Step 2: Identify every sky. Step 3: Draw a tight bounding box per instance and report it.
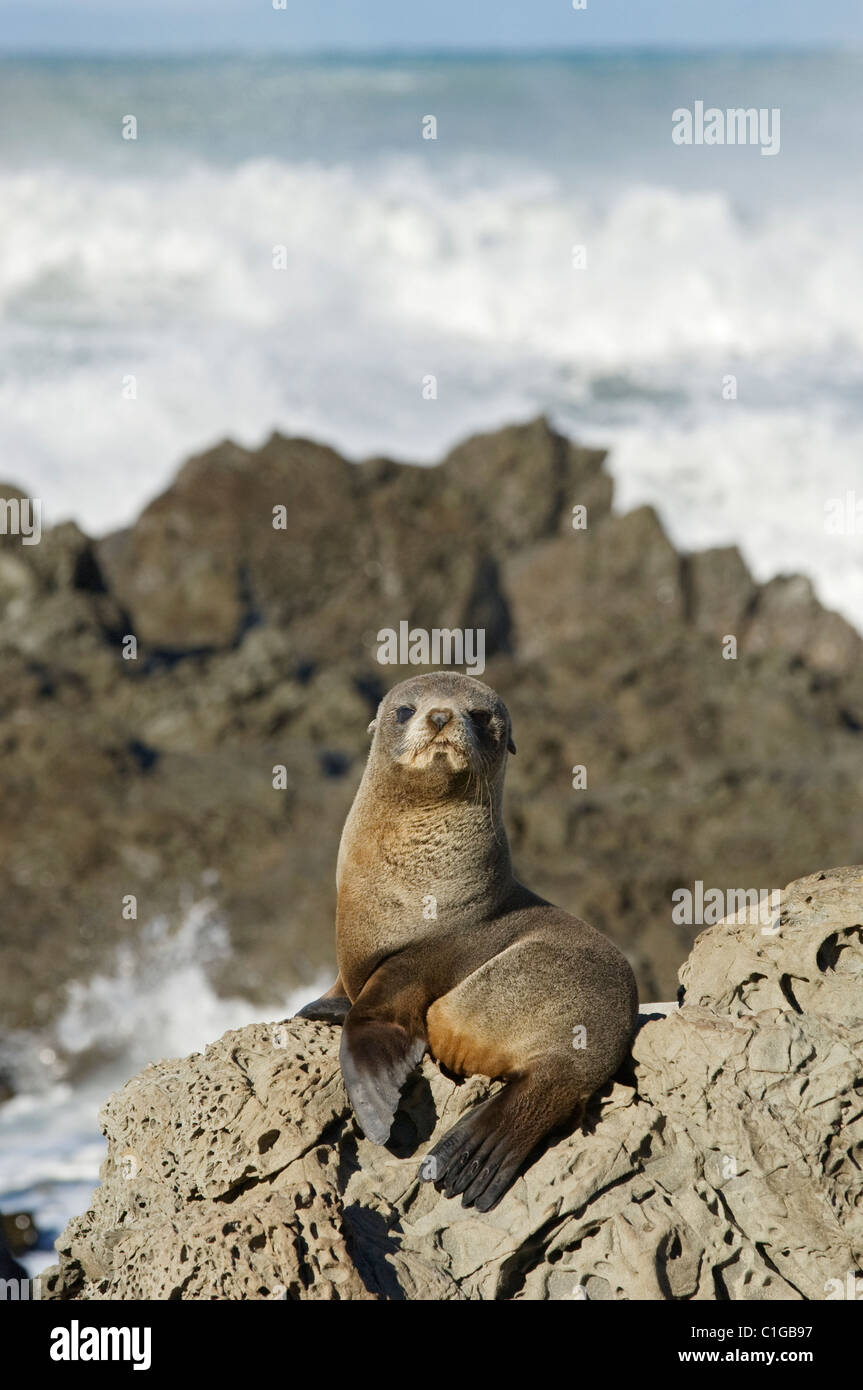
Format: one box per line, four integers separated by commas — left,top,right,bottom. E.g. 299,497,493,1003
0,0,861,54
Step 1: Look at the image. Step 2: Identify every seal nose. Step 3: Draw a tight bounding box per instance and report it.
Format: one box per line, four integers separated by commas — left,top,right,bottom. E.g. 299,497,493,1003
428,708,452,732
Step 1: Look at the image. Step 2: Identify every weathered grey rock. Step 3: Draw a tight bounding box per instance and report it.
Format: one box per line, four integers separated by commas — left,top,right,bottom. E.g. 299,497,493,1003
679,863,863,1022
745,574,862,677
43,867,863,1301
97,435,367,650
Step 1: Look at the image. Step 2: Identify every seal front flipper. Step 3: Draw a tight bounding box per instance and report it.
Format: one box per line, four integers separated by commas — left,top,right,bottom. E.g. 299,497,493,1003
340,1017,425,1144
295,976,351,1024
338,966,429,1145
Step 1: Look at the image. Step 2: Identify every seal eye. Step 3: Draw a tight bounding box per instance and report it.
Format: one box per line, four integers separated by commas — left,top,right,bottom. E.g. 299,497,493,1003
395,705,415,724
469,709,492,728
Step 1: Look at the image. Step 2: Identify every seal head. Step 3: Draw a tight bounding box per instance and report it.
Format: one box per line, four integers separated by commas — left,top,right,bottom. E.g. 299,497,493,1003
367,671,515,787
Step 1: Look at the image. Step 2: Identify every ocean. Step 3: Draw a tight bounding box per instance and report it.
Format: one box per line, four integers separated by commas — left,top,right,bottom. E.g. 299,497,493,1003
2,50,863,613
0,903,326,1275
1,47,861,1271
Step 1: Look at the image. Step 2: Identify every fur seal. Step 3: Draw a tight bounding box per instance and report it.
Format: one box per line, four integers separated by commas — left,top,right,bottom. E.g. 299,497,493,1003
298,671,638,1211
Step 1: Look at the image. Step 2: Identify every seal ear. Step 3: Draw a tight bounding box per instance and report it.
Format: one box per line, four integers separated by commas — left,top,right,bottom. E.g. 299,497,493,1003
507,732,517,755
367,718,377,737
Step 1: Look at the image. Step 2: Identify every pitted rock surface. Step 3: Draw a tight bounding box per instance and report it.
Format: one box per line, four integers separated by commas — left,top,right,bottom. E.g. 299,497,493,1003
43,867,863,1300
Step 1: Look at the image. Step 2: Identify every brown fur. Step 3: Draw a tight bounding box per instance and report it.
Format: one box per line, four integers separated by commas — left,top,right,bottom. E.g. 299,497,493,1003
297,671,638,1211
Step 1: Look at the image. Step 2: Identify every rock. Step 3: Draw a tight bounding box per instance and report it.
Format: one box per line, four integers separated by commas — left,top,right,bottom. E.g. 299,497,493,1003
679,864,863,1021
436,416,613,549
3,417,863,1037
98,436,366,650
42,866,863,1301
745,575,862,677
683,546,757,638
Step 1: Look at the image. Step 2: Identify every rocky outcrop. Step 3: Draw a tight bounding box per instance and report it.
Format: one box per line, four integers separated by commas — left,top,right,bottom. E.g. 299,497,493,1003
3,417,863,1042
43,866,863,1301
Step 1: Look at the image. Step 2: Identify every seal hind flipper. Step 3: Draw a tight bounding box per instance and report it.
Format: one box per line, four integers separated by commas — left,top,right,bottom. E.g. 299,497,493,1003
421,1069,585,1212
339,1016,426,1145
295,976,352,1023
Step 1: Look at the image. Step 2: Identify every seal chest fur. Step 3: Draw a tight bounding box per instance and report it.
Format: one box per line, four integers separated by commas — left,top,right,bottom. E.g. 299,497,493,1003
297,671,638,1212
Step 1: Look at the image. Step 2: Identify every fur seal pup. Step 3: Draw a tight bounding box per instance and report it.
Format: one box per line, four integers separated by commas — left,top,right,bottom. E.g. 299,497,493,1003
298,671,638,1211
